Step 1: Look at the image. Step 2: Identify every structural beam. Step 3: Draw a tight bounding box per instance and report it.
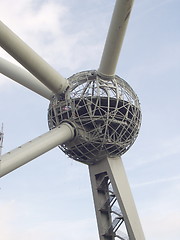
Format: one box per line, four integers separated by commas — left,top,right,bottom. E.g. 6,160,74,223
98,0,134,77
0,123,75,177
89,156,145,240
0,57,53,100
0,21,69,94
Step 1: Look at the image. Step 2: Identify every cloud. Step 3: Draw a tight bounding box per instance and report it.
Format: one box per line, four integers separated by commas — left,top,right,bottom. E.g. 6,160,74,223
0,200,98,240
0,0,103,78
132,175,180,188
23,219,97,240
0,200,18,239
142,204,180,240
134,0,176,20
129,134,180,170
136,175,180,240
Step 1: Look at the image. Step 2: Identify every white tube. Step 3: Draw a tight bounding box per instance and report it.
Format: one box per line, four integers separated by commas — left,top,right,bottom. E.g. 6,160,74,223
0,21,69,94
98,0,134,77
0,123,75,177
0,57,53,100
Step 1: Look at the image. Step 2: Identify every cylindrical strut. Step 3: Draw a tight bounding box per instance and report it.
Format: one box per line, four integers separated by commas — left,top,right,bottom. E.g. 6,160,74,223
0,20,69,94
98,0,134,77
0,57,53,100
0,123,75,177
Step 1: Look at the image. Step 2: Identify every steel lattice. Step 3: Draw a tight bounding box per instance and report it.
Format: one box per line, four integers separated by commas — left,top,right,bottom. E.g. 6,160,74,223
48,70,141,164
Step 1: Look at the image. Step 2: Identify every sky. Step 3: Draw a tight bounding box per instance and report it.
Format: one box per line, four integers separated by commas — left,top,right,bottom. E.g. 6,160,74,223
0,0,180,239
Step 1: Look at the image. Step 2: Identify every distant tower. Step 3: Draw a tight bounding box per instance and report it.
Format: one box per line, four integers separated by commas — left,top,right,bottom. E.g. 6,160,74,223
0,123,4,156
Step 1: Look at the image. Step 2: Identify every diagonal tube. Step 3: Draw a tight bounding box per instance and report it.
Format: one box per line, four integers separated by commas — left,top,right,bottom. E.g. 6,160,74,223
98,0,134,77
0,21,69,94
0,122,75,177
0,57,53,100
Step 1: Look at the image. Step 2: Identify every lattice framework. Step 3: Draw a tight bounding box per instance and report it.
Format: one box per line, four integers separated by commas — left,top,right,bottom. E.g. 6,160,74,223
48,70,141,164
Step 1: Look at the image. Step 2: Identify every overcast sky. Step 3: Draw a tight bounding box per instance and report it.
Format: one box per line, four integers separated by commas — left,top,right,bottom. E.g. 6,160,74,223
0,0,180,239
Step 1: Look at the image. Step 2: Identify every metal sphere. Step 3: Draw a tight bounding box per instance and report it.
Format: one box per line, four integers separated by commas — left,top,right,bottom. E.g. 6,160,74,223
48,70,141,164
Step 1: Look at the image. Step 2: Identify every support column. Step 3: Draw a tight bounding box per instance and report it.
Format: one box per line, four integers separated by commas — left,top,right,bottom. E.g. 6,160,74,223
89,156,145,240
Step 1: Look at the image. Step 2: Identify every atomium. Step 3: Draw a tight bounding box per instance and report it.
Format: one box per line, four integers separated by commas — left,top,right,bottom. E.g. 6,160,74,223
48,70,142,164
0,1,146,238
